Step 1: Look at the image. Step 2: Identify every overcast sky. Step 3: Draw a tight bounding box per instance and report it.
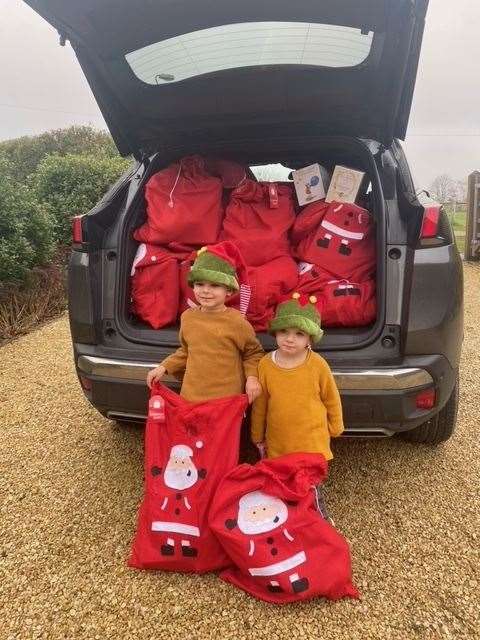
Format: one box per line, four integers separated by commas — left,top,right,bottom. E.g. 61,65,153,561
1,0,479,189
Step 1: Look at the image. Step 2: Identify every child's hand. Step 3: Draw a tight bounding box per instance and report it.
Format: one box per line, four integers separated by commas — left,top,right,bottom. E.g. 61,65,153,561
255,442,267,459
245,376,262,404
147,365,166,389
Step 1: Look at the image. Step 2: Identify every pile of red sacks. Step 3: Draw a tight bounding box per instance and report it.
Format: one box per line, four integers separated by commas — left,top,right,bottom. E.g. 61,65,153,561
129,385,360,604
131,155,376,331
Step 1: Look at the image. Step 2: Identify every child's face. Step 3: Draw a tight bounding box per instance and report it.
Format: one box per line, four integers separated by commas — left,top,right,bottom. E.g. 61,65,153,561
193,281,230,311
275,328,311,356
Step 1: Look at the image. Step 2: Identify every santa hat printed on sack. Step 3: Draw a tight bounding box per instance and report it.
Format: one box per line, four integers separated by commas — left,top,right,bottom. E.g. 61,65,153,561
269,292,323,343
170,444,194,459
188,241,251,315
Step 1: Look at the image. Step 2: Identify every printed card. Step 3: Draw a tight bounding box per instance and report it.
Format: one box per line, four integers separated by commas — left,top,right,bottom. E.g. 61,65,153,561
292,163,326,206
326,165,365,204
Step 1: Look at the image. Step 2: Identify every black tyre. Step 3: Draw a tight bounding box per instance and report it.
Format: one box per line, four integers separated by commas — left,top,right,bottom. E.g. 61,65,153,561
400,379,459,445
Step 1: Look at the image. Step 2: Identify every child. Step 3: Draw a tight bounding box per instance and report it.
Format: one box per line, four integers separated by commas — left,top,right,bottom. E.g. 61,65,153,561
251,293,344,519
147,241,264,404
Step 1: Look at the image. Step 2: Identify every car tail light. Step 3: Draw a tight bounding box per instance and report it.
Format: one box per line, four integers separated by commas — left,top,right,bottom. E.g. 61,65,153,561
415,388,436,410
420,206,440,239
72,215,84,244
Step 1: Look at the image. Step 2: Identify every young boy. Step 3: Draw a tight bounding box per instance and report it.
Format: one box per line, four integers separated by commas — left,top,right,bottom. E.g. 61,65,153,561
147,242,263,404
251,292,343,459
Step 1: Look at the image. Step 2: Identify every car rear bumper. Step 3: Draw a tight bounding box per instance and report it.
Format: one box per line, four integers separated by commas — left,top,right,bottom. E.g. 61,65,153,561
76,354,457,436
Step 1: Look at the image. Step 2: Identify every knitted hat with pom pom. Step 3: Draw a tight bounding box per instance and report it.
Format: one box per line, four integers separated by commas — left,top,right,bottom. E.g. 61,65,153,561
269,293,323,342
188,241,251,314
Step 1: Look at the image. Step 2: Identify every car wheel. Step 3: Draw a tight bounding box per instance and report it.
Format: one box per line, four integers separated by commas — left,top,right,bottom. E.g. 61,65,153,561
400,379,459,445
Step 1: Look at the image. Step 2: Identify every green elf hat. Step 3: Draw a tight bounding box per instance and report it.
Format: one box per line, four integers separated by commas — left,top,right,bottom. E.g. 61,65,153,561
269,292,324,342
188,241,251,314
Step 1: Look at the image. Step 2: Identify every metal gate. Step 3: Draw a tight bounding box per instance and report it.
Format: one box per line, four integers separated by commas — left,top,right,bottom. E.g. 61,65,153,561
465,171,480,260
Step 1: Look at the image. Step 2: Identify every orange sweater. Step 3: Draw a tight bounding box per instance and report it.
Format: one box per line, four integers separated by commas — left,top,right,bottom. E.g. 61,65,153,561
251,351,344,460
161,308,264,402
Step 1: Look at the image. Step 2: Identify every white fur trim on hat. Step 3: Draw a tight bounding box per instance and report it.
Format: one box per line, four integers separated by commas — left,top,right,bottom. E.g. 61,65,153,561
170,444,193,458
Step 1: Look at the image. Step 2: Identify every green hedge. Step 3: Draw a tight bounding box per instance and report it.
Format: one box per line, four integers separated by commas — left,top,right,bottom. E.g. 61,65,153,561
0,155,55,284
0,126,132,286
32,153,132,245
0,126,118,182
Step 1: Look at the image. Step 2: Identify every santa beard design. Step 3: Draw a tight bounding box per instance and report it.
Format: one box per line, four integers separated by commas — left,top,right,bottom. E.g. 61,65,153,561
164,465,198,490
237,491,288,535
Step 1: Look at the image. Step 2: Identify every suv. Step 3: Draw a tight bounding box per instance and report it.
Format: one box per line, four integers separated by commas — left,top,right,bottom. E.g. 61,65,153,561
27,0,463,444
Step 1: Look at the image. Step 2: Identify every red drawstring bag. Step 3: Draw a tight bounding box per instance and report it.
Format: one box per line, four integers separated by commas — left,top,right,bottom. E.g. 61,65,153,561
221,180,296,266
205,158,247,189
297,264,376,328
130,243,181,329
134,156,223,246
209,453,360,603
320,279,377,328
129,384,248,573
178,251,200,314
292,200,376,282
246,257,299,332
296,260,331,292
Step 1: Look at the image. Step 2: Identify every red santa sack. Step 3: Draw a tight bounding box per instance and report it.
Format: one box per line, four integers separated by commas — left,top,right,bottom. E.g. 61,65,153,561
130,243,180,329
209,453,360,603
246,257,299,332
221,180,296,266
129,384,248,573
292,200,376,283
133,155,223,246
320,279,377,328
296,263,376,328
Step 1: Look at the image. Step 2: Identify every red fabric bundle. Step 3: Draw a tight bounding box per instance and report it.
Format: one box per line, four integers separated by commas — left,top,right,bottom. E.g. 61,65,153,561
246,257,299,331
221,180,296,266
320,279,377,328
130,243,181,329
292,200,376,282
209,453,360,603
134,156,223,246
205,158,247,189
296,261,329,293
129,384,248,573
297,263,376,328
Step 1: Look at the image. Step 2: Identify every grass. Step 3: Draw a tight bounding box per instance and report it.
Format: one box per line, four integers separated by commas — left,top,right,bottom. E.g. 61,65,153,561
444,206,467,254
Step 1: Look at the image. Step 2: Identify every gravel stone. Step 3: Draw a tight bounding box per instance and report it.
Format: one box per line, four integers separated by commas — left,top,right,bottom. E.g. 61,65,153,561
0,265,479,639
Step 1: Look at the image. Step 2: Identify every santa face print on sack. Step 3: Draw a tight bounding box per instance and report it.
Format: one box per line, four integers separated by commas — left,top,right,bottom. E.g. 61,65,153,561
225,490,309,595
151,442,207,559
164,444,199,490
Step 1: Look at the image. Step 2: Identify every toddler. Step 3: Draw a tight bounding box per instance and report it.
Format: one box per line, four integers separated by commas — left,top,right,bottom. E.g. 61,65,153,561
147,242,263,404
251,293,344,518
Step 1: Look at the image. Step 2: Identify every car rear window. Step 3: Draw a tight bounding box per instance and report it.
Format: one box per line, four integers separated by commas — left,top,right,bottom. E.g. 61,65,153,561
125,22,374,85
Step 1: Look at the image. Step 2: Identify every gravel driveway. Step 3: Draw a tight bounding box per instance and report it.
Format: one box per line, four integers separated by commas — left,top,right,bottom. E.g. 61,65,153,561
1,264,479,640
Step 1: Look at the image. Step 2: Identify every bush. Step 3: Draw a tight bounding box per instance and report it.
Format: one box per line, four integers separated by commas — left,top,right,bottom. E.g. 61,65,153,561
0,260,67,344
0,155,55,285
0,126,119,182
32,152,132,244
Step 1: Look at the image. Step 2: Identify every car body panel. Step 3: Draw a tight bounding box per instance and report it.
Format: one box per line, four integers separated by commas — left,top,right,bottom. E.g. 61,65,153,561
24,0,428,155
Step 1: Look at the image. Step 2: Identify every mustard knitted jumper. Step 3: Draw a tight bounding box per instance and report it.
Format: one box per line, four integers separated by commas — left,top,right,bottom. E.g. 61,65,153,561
161,307,264,402
251,350,344,460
